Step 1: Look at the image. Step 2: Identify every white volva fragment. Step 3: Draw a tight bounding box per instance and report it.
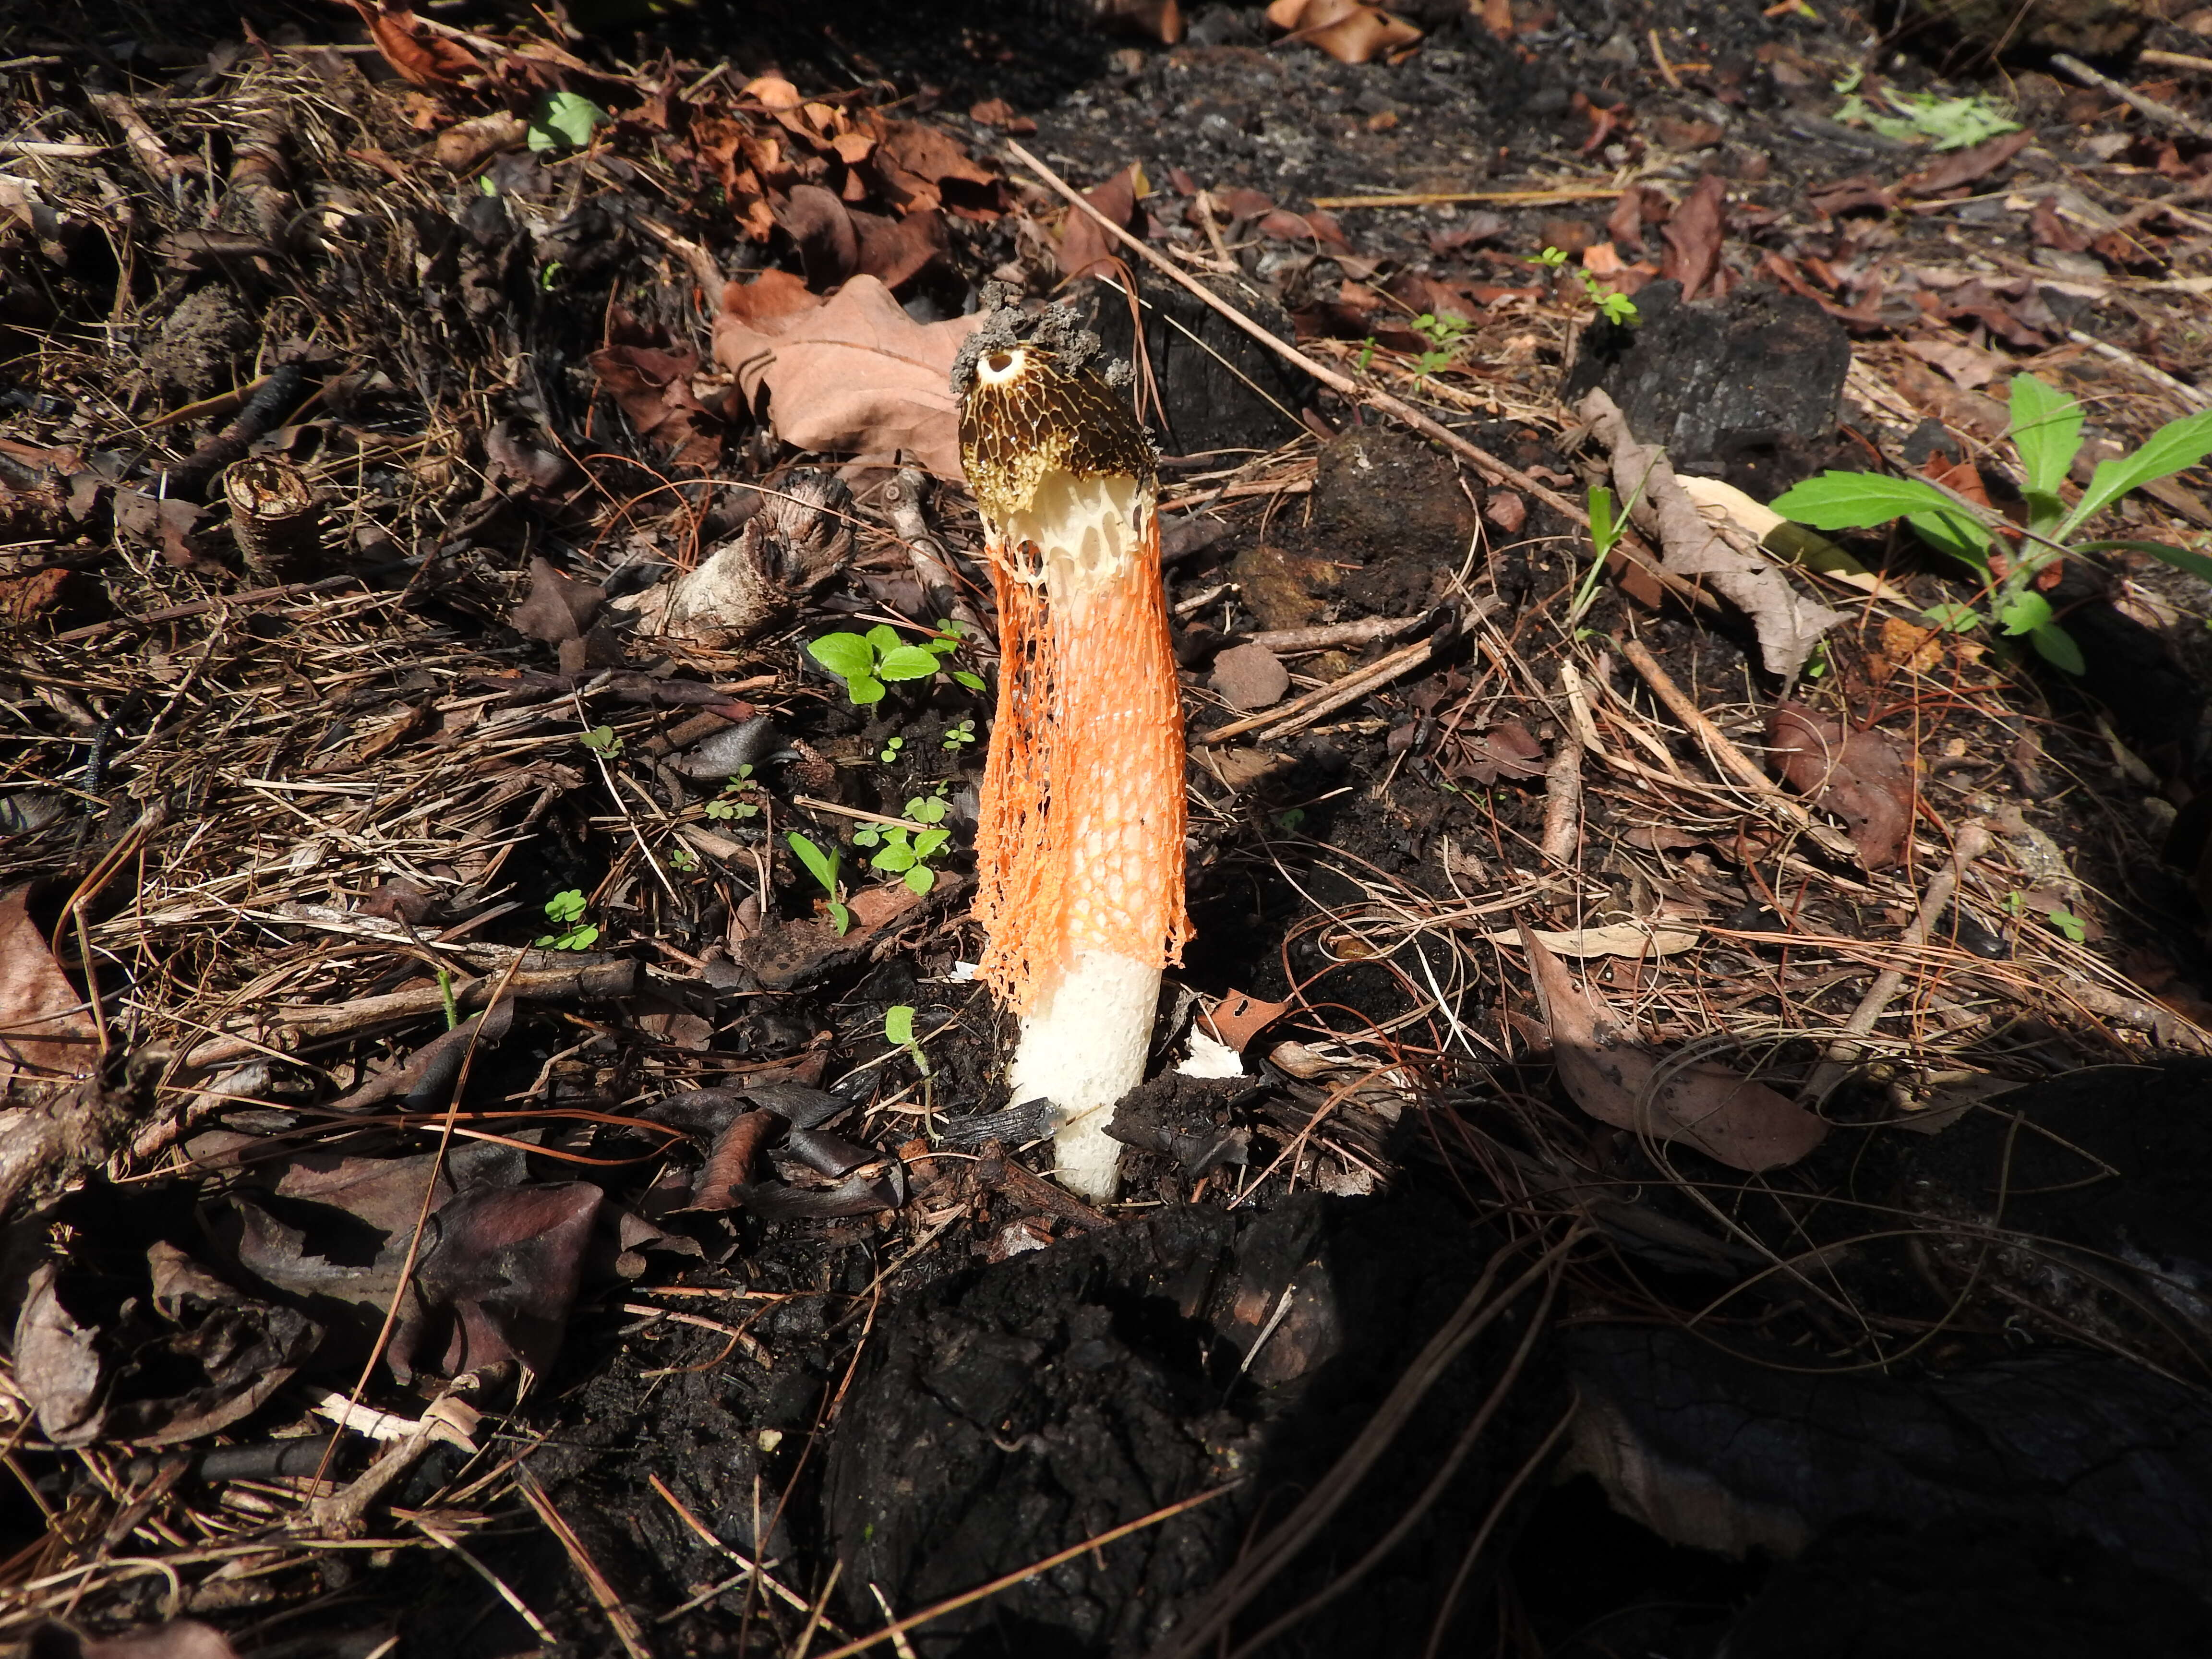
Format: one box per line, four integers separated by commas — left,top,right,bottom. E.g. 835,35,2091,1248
1008,948,1159,1203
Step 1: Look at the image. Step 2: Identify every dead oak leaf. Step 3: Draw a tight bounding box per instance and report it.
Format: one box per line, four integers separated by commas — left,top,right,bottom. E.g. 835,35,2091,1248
1521,926,1827,1172
0,887,97,1089
713,275,982,478
1767,703,1915,871
1266,0,1422,62
344,1,482,89
590,332,724,469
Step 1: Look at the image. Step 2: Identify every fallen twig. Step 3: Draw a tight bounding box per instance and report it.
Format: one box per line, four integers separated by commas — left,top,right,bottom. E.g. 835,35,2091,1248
1800,820,1992,1102
2053,52,2212,144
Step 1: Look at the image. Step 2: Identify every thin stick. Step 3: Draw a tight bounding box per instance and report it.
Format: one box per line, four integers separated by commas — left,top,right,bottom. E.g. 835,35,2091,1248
811,1484,1238,1659
1800,821,1992,1101
1004,144,1586,521
1540,720,1584,866
2052,52,2212,144
518,1471,652,1659
1196,637,1438,747
1617,638,1857,859
1306,186,1621,209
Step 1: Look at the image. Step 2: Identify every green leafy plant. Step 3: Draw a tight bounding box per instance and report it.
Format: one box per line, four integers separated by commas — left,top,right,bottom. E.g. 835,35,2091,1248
702,764,761,821
1529,246,1639,327
879,734,905,765
579,723,624,757
534,888,601,951
1408,311,1473,384
666,845,700,874
2005,888,2088,944
852,796,952,895
884,1003,933,1078
942,718,977,752
1772,373,2212,674
809,622,982,706
786,832,850,935
1832,69,2017,150
528,90,609,153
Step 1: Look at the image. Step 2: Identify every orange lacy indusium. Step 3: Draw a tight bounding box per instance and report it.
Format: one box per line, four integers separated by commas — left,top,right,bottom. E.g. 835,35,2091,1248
972,501,1190,1015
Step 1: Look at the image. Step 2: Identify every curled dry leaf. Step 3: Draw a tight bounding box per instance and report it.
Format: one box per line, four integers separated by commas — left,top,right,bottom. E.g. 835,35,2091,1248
713,276,982,477
590,313,725,469
1579,389,1846,680
1484,921,1701,958
1658,174,1728,301
14,1246,317,1446
1266,0,1422,62
1058,163,1144,281
0,886,98,1089
345,1,481,88
1521,926,1827,1171
1767,703,1916,871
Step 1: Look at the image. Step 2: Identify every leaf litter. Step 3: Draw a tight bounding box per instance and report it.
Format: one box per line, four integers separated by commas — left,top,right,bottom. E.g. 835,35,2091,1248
9,0,2212,1652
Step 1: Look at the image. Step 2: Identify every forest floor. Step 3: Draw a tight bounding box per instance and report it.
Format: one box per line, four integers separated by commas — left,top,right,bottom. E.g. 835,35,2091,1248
13,2,2212,1656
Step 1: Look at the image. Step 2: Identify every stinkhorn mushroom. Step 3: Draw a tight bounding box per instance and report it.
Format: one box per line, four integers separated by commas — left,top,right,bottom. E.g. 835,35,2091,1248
953,298,1190,1202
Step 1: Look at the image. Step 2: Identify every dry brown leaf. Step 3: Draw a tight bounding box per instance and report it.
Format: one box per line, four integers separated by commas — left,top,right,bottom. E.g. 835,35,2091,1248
1521,927,1827,1171
1659,174,1727,301
1202,990,1293,1052
345,1,481,89
590,335,724,468
0,888,96,1089
872,121,1001,218
1579,389,1845,680
712,276,982,477
1483,922,1700,958
1268,0,1421,61
1059,163,1143,281
1767,704,1915,871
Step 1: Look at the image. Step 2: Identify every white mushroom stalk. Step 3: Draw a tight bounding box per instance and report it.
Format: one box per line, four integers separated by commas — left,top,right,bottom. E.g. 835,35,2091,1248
954,304,1190,1202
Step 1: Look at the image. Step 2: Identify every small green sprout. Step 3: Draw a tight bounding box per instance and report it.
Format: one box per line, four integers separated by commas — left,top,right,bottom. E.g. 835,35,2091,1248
880,735,906,765
1274,807,1306,833
942,718,977,752
579,724,623,757
1529,246,1639,327
786,831,850,935
703,764,761,821
885,1003,932,1078
535,888,601,951
852,796,952,895
666,845,700,873
2004,889,2088,944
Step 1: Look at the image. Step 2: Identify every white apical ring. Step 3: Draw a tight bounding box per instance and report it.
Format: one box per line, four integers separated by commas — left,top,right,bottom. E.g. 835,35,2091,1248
976,347,1028,386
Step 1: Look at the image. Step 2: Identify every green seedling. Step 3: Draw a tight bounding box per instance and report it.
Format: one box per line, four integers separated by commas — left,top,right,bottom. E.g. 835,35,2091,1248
880,735,905,765
852,795,952,895
1832,68,2017,150
2005,888,2088,944
1773,372,2212,675
1409,311,1473,384
942,718,977,752
528,90,609,153
579,724,624,757
535,888,601,951
1274,807,1307,833
786,831,850,934
1530,246,1639,327
809,621,983,706
1568,469,1652,626
666,845,700,873
703,764,762,822
884,1003,933,1078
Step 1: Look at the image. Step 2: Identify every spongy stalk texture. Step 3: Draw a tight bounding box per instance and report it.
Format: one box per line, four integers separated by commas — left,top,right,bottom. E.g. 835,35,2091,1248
973,491,1188,1014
